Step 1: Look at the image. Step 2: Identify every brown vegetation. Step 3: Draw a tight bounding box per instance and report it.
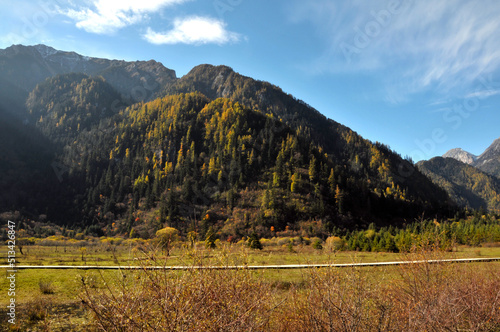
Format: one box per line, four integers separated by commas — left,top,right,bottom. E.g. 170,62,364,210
81,249,500,332
81,259,277,330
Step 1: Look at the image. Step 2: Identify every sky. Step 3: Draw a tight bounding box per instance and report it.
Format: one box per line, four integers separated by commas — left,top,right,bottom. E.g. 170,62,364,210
1,0,500,162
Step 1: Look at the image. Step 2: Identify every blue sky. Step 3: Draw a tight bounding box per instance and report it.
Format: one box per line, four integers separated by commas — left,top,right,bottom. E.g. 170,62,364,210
2,0,500,161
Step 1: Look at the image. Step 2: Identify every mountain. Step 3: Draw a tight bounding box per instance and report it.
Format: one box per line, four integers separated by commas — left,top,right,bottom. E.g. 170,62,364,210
25,72,127,143
163,64,449,207
416,139,500,212
0,45,457,239
0,77,29,113
53,91,452,237
442,148,477,165
441,139,500,179
0,73,129,222
417,157,500,212
475,138,500,178
0,44,176,104
0,103,63,219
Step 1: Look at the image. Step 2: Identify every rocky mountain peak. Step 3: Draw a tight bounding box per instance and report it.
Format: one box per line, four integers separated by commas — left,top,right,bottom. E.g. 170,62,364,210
33,44,59,58
438,138,500,179
442,148,477,165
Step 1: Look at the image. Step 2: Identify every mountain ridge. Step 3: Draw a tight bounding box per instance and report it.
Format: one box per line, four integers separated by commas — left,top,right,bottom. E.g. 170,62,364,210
0,44,456,236
0,44,176,102
422,139,500,211
164,63,451,205
442,138,500,179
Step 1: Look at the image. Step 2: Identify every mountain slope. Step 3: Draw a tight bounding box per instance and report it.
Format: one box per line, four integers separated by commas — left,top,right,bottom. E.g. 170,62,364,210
25,73,127,143
0,73,132,222
0,104,62,217
11,74,454,234
19,72,453,232
58,92,453,237
441,139,500,179
0,44,176,103
0,77,29,114
0,46,459,237
475,138,500,178
417,157,500,212
164,64,451,208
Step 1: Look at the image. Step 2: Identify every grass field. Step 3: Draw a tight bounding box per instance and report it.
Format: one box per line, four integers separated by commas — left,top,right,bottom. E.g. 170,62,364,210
1,243,499,331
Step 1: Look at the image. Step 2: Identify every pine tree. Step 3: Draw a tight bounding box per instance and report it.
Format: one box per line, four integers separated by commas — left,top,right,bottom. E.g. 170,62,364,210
308,155,317,182
290,172,300,193
247,231,263,250
328,168,335,194
335,185,344,215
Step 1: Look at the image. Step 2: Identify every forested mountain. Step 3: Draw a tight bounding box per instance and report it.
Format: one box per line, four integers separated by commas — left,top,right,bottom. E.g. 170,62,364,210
163,64,450,206
417,157,500,212
0,73,130,223
442,139,500,179
39,90,451,238
0,44,176,106
423,140,500,212
0,45,458,240
25,73,127,144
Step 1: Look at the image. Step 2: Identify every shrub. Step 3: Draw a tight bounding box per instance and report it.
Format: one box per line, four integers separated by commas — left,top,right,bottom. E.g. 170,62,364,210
26,298,49,322
81,248,500,331
122,238,147,247
81,251,278,331
325,236,345,251
38,280,55,294
259,238,274,247
311,238,323,250
390,251,500,331
284,250,500,331
293,266,378,331
277,237,291,246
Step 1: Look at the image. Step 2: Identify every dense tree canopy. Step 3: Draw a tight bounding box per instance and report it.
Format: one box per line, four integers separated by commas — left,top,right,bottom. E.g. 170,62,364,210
2,70,461,241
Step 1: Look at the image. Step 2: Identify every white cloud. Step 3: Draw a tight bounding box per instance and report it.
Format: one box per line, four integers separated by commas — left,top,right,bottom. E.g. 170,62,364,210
61,0,189,34
290,0,500,101
144,16,241,45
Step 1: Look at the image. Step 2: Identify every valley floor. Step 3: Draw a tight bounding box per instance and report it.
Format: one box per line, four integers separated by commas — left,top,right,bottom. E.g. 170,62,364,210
0,244,499,331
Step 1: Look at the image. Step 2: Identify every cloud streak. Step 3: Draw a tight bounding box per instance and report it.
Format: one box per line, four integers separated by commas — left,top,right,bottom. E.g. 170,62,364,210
290,0,500,102
144,17,241,45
